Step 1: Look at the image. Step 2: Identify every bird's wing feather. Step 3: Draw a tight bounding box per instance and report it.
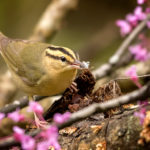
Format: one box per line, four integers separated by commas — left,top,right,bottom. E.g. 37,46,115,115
0,38,49,86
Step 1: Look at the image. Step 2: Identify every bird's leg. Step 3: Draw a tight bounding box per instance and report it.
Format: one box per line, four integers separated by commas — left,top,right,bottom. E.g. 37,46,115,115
33,112,48,129
29,96,48,129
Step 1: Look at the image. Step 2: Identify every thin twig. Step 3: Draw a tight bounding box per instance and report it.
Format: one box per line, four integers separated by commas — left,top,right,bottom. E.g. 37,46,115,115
0,129,40,148
0,82,150,148
0,96,47,114
30,0,79,42
92,14,150,80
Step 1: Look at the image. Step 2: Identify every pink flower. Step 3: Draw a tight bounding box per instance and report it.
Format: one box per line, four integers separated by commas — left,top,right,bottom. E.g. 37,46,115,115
126,65,138,82
126,14,138,26
13,126,35,150
21,135,35,150
116,20,132,36
53,112,71,124
134,6,146,20
126,65,142,88
0,113,5,122
134,108,146,124
13,126,25,141
137,0,146,5
129,44,150,61
135,48,150,61
28,101,43,114
37,125,61,150
46,126,60,150
37,141,50,150
8,109,25,122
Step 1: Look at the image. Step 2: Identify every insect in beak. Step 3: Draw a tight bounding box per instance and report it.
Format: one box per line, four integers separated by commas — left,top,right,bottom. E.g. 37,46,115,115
71,60,89,69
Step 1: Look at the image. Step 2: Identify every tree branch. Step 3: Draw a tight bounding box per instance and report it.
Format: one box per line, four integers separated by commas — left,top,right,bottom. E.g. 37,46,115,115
92,14,150,80
0,96,47,114
29,0,79,42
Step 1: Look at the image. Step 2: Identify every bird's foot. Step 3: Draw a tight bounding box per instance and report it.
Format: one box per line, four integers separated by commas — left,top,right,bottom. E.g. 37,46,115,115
34,113,49,129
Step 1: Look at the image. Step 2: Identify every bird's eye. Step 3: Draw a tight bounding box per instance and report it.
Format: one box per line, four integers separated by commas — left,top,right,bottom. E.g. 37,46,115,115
60,56,66,62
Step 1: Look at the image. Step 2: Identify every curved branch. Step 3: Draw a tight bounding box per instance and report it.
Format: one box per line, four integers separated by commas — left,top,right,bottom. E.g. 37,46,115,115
0,96,47,114
30,0,79,42
92,14,150,80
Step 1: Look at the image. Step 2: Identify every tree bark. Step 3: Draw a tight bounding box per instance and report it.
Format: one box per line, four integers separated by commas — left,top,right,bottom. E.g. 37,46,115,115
58,108,149,150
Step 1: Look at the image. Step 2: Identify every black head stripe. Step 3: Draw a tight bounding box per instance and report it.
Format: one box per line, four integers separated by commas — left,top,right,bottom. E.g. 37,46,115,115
48,46,75,60
46,52,72,64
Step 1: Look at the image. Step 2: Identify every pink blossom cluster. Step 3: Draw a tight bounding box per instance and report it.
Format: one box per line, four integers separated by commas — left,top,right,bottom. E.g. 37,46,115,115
53,112,71,124
116,1,150,62
116,1,149,36
13,125,61,150
125,65,148,124
13,126,35,150
129,44,150,61
11,112,71,150
35,112,71,150
125,65,138,82
36,125,60,150
0,100,71,150
28,101,43,114
8,109,25,122
1,101,45,126
137,0,146,5
122,1,150,125
0,109,25,124
125,65,142,88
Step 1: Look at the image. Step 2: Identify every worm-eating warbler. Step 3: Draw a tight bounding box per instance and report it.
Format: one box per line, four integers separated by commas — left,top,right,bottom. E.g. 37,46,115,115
0,32,86,97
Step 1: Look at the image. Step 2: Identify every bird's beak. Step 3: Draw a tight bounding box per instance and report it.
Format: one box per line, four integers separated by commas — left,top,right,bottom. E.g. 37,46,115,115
71,60,88,69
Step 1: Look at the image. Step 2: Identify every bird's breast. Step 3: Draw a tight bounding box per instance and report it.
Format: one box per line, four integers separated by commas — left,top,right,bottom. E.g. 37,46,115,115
12,69,77,96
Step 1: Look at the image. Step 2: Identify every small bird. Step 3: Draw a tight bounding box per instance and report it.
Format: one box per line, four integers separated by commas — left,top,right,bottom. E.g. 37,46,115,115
0,32,87,127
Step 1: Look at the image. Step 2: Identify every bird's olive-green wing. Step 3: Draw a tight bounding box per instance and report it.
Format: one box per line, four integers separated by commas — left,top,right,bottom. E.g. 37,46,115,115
0,38,49,86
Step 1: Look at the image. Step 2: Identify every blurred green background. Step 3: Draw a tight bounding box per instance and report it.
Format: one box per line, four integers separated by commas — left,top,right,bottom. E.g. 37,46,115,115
0,0,137,69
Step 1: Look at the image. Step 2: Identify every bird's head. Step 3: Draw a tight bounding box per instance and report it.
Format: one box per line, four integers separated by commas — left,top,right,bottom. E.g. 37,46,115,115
44,46,87,74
